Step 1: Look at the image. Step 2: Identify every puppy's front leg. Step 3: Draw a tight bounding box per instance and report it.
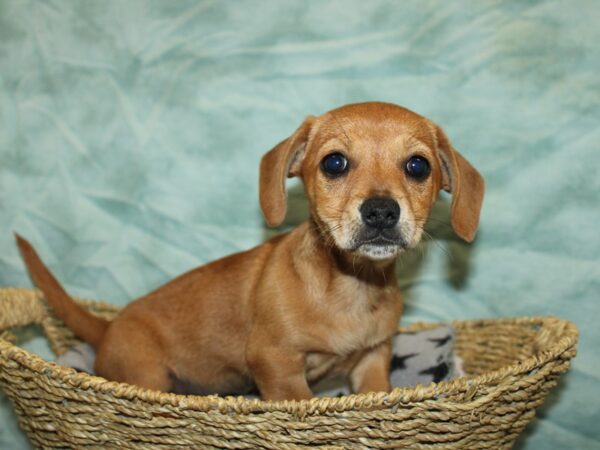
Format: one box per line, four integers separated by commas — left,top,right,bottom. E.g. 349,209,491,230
247,344,312,401
350,339,393,394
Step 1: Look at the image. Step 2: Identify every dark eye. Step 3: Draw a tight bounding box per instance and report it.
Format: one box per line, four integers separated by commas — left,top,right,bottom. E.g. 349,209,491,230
405,155,430,180
321,153,349,176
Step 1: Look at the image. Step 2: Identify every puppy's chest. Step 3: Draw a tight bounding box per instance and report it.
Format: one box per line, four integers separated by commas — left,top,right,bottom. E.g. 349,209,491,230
305,294,399,381
329,305,392,353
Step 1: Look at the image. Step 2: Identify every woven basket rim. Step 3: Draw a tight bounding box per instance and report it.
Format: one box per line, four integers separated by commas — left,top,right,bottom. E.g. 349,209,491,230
0,287,579,416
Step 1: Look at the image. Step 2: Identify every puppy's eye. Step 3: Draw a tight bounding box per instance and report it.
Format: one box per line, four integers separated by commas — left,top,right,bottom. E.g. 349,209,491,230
321,153,349,176
404,155,430,180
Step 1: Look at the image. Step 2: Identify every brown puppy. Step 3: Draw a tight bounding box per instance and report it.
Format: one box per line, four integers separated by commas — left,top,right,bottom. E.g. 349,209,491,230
16,102,484,401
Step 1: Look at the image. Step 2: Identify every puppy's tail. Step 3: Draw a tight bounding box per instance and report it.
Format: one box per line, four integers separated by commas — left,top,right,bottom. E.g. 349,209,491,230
15,233,109,348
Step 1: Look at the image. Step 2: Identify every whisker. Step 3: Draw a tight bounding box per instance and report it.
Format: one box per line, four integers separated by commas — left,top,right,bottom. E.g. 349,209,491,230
422,229,452,260
396,250,407,272
413,215,453,230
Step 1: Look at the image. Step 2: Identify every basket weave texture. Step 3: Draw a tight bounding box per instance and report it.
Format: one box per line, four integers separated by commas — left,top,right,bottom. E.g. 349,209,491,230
0,288,578,450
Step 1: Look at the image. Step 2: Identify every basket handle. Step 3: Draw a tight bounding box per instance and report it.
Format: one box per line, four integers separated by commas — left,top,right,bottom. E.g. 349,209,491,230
532,316,577,355
0,288,48,330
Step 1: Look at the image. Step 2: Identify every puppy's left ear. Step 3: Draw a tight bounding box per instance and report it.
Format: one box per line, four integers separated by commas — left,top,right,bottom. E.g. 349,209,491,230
434,125,485,242
259,117,314,227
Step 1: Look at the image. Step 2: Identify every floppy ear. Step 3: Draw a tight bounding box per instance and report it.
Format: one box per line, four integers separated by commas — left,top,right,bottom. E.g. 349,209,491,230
259,117,314,227
434,125,485,242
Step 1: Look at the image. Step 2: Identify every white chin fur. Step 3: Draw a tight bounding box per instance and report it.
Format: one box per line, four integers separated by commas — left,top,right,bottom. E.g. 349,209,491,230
356,244,402,261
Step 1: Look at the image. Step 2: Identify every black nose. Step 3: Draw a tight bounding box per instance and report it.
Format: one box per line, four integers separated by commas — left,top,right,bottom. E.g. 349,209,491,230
360,197,400,230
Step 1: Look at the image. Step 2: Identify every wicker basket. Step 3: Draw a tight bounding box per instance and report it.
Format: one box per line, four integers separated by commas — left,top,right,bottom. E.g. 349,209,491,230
0,288,578,450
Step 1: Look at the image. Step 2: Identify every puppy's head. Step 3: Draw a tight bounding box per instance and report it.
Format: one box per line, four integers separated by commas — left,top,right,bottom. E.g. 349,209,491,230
260,102,484,261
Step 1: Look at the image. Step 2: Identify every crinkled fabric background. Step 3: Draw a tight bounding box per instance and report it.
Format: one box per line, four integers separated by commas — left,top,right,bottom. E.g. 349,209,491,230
1,1,598,448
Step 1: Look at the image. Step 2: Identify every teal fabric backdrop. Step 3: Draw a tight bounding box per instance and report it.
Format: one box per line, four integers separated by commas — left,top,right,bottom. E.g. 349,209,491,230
1,1,599,448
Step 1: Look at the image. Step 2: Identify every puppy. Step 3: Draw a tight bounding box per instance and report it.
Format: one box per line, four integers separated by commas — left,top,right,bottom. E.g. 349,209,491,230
16,102,484,401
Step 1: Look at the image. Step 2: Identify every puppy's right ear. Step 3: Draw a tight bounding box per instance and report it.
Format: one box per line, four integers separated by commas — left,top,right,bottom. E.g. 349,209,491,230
259,117,314,227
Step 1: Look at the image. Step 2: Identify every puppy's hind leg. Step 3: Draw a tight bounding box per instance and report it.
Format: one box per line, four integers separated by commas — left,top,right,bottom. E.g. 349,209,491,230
95,327,172,392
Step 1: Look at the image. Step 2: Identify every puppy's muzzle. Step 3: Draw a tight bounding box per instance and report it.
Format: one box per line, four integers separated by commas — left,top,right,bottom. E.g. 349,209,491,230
355,197,406,248
360,197,400,230
350,197,405,259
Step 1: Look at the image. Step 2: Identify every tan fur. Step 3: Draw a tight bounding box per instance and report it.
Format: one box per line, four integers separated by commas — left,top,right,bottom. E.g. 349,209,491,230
17,102,484,400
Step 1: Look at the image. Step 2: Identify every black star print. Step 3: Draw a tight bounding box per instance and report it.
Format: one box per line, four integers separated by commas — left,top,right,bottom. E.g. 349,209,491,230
428,335,451,348
390,353,418,371
419,362,449,383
